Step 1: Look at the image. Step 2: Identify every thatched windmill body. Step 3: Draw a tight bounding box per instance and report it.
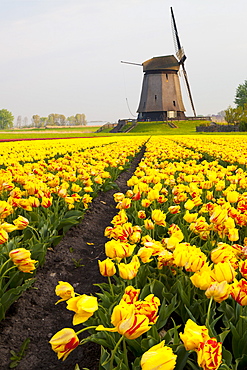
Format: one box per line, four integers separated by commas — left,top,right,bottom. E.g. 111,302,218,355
122,7,196,121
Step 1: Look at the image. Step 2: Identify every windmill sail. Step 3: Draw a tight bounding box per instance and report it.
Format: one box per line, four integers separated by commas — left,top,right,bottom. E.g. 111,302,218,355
171,7,196,117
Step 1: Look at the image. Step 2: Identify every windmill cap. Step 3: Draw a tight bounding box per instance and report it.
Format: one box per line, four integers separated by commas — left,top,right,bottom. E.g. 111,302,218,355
142,55,179,72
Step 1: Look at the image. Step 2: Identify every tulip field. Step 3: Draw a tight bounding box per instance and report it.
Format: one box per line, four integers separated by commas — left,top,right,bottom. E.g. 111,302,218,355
2,135,247,369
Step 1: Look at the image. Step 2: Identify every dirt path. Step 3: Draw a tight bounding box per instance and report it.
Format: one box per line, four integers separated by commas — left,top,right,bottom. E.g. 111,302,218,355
0,148,145,370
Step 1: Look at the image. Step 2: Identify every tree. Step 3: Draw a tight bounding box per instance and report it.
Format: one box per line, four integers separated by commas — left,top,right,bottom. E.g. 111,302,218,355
59,115,66,126
16,115,22,128
235,80,247,108
224,106,243,125
40,117,48,128
47,114,55,126
23,116,29,127
67,116,76,126
75,113,87,126
0,109,14,129
47,113,66,126
32,115,40,127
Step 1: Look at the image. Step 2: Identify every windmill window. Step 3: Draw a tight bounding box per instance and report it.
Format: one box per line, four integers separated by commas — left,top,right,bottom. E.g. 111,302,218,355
173,101,176,107
166,74,168,81
155,95,157,100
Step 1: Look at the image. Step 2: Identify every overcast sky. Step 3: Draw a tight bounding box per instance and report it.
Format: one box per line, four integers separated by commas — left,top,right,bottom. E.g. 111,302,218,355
0,0,246,124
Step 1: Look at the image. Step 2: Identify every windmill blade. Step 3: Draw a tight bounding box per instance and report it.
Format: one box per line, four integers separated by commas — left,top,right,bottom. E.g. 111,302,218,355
181,66,197,117
170,7,186,63
171,7,196,117
121,61,142,66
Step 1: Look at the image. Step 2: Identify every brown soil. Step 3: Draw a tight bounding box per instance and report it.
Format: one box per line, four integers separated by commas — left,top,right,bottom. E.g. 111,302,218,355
0,149,145,370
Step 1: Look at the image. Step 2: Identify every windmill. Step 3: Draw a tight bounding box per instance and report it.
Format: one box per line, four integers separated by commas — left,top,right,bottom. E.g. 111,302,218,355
122,7,196,121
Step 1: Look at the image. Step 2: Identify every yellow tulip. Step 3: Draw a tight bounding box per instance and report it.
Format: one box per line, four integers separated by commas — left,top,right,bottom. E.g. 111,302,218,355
157,250,174,269
184,199,195,210
15,258,37,273
239,260,247,279
144,219,155,230
134,294,160,324
55,281,75,304
147,189,159,201
180,319,210,351
211,242,236,264
226,190,239,203
212,261,236,283
183,210,198,223
137,247,153,263
98,258,116,277
0,228,8,244
190,265,214,290
1,222,17,233
66,294,98,325
151,209,166,227
118,255,140,280
227,228,239,242
13,215,29,230
138,210,146,219
105,239,135,259
141,340,177,370
197,338,222,370
9,248,31,263
230,279,247,306
205,281,230,303
121,286,140,304
168,205,180,214
97,305,151,340
49,328,79,361
9,247,37,273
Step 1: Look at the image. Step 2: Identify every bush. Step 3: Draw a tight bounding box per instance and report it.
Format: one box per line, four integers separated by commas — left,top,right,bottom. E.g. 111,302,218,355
239,121,247,131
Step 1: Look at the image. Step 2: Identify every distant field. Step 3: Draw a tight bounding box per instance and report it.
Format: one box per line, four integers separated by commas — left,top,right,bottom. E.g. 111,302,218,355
0,126,104,140
0,121,245,140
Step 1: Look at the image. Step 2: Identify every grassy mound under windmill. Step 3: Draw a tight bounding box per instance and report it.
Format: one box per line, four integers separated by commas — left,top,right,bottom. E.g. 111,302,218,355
121,120,210,135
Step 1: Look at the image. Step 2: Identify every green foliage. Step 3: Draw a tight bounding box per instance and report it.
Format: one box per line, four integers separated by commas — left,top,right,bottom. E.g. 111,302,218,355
239,121,247,131
9,338,30,368
224,106,243,125
0,278,35,321
235,80,247,108
72,258,84,268
0,109,14,129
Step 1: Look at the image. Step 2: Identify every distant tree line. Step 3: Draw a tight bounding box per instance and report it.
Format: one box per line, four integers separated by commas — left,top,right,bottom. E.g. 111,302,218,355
31,113,87,127
0,111,87,129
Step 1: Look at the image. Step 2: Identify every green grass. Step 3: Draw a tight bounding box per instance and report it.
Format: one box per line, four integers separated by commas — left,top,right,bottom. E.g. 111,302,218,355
127,120,204,135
